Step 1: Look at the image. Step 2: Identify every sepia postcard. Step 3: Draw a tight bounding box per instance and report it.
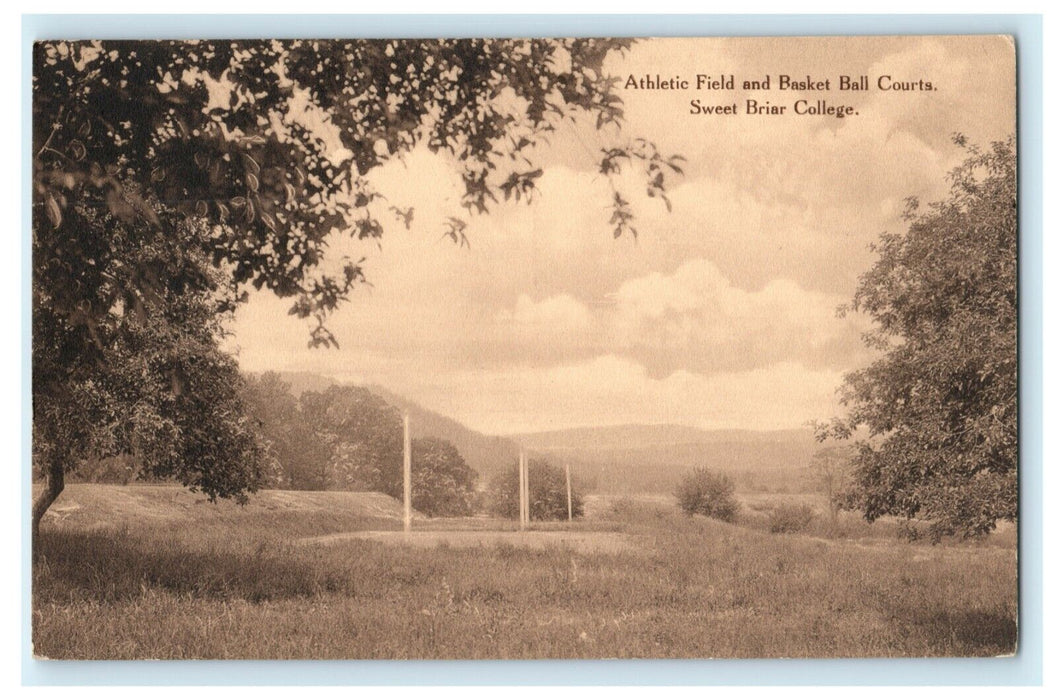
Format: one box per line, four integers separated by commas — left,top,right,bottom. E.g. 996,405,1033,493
31,35,1018,661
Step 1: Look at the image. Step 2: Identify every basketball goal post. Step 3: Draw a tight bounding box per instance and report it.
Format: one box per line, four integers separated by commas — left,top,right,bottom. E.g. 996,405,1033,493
401,418,573,532
403,411,411,533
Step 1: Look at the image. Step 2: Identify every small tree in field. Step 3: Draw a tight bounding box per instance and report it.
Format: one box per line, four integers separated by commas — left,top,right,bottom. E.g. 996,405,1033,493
675,468,739,522
809,445,854,522
489,458,584,521
410,437,477,517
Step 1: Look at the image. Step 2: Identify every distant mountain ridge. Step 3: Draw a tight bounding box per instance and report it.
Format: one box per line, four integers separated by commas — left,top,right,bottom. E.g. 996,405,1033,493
512,424,814,450
275,371,342,398
365,384,520,480
270,370,818,494
509,423,819,494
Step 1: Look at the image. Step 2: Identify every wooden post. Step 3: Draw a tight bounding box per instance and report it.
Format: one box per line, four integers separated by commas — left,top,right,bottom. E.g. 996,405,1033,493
524,454,530,525
565,463,573,522
403,412,411,533
518,450,525,530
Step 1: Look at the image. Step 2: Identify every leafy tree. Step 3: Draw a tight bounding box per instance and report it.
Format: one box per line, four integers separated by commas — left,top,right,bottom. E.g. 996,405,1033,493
32,215,266,542
296,385,480,514
816,136,1017,540
299,385,403,492
675,468,740,522
489,458,583,521
32,39,681,533
245,380,476,513
409,437,477,517
240,372,327,490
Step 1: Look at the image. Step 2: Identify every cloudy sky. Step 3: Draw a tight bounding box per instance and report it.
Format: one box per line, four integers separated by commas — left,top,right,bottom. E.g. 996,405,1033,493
228,36,1015,435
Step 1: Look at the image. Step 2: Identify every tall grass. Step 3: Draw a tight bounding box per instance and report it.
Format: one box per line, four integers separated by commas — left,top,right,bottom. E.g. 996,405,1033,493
33,492,1017,659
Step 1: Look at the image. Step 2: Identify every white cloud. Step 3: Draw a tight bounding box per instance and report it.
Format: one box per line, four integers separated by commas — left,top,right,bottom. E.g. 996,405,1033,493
611,260,853,348
505,293,595,328
225,36,1012,433
414,355,844,435
481,258,869,375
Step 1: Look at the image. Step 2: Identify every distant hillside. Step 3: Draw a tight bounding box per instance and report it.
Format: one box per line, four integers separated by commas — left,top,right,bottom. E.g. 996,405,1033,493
510,424,820,495
366,385,520,481
515,424,813,450
275,371,519,482
269,371,820,495
277,370,342,397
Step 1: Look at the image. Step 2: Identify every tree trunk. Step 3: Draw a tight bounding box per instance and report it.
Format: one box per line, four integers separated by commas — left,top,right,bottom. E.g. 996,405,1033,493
32,455,64,554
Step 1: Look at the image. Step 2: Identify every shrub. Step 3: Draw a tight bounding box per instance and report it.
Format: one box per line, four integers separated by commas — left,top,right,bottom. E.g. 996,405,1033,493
675,468,739,522
489,458,584,521
768,504,815,534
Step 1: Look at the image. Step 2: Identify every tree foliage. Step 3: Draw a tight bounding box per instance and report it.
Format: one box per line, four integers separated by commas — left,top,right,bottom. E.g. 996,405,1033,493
409,437,477,517
816,136,1017,540
32,215,266,540
241,380,477,513
34,39,682,347
674,467,739,522
299,385,403,492
32,39,681,534
489,458,583,521
240,372,327,490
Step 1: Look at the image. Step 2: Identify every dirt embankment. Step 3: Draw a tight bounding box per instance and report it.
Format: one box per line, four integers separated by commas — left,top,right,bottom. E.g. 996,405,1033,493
34,483,409,531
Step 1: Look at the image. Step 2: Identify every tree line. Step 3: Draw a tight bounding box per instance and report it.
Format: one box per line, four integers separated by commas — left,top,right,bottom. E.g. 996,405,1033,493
241,373,478,517
72,371,585,521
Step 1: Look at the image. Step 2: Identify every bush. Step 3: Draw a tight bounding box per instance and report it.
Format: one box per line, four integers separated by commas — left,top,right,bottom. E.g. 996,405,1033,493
675,468,739,522
489,458,584,521
768,504,815,533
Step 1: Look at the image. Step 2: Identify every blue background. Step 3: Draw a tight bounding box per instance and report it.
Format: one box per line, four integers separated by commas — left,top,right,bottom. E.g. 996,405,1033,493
21,13,1044,686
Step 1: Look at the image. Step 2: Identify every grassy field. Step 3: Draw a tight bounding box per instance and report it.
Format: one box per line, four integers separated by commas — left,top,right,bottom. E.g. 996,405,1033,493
32,484,1017,659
